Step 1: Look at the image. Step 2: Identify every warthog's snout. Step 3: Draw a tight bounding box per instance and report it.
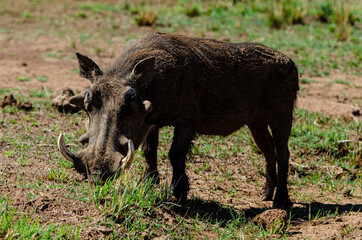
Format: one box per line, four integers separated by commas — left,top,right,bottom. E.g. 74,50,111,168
57,133,135,179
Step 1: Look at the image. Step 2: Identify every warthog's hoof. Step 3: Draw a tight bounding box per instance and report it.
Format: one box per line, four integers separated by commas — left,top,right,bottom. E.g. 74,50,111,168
260,185,275,201
171,174,189,204
143,170,160,185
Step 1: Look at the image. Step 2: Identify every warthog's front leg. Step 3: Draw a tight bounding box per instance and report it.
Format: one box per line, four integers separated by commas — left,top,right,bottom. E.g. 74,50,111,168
142,127,160,184
169,124,195,203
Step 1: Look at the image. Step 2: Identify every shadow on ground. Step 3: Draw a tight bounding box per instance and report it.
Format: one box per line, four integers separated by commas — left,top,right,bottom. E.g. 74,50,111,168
291,202,362,220
167,198,362,226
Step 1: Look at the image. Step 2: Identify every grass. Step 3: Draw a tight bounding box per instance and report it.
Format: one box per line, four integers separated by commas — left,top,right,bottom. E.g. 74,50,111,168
291,109,361,165
0,0,361,238
0,196,80,239
15,76,30,82
135,11,157,27
42,50,63,59
184,4,201,18
330,78,350,85
77,2,122,14
266,0,309,29
300,78,317,84
37,75,48,83
0,88,361,238
0,0,360,76
21,10,32,19
48,168,70,183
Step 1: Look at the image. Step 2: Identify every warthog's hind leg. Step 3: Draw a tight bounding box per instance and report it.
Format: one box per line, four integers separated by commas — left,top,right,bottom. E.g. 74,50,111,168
248,120,277,201
269,106,294,209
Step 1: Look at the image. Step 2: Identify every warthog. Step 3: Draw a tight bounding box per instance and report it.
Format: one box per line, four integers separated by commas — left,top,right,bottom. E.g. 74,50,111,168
58,32,299,208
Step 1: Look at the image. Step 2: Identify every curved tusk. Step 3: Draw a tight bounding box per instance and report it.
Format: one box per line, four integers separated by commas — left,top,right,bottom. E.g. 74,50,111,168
57,133,77,162
121,140,135,170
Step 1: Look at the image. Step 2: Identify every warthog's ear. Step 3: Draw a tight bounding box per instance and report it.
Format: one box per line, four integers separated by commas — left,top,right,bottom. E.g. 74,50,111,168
69,94,85,109
76,53,103,83
130,57,155,86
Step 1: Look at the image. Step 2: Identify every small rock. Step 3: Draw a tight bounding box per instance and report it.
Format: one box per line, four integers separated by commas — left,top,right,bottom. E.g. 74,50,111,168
52,87,80,114
1,94,33,111
18,101,33,111
253,209,288,231
352,108,360,116
1,94,17,108
52,87,75,99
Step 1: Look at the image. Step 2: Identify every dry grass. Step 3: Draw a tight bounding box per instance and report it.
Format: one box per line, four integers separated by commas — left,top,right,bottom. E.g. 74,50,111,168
135,11,157,27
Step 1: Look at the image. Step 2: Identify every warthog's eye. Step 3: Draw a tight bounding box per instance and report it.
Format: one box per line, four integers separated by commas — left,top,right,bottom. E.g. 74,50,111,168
119,89,137,117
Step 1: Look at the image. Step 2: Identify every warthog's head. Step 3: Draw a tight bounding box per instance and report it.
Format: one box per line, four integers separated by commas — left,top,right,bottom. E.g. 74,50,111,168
58,53,155,181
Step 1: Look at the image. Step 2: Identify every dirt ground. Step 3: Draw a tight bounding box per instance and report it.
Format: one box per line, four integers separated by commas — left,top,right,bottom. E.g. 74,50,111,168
0,21,361,240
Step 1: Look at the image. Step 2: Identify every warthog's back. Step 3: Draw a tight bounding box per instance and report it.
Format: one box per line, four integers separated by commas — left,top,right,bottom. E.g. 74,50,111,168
109,33,299,135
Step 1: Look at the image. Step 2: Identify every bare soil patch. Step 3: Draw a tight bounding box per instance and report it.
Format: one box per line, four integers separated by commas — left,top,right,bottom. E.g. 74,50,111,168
298,73,362,120
0,186,114,239
0,38,95,92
